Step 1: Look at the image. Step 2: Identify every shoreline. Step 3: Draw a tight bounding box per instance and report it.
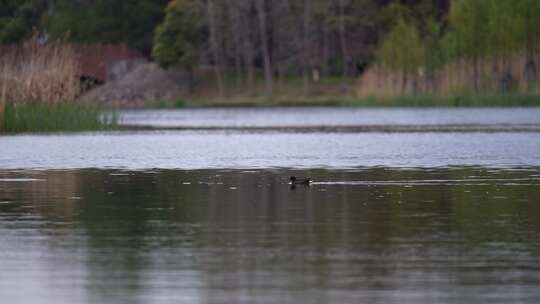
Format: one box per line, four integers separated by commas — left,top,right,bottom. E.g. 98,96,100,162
137,95,540,109
3,96,540,133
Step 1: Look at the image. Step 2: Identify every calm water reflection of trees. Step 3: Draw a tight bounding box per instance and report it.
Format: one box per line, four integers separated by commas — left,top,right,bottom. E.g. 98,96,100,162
1,168,540,301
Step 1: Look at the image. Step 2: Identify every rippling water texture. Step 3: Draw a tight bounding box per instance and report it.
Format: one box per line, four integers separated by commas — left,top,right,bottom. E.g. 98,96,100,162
1,107,540,303
1,107,540,169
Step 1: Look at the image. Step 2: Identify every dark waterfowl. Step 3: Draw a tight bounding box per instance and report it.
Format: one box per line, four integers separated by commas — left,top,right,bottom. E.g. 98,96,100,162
290,176,311,185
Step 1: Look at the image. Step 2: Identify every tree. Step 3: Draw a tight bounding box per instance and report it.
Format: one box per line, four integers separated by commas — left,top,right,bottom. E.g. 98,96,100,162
515,0,540,89
0,0,48,43
378,17,424,94
337,0,350,77
444,0,490,93
152,0,202,71
47,0,169,55
486,0,524,93
206,0,225,97
423,19,445,93
256,0,273,95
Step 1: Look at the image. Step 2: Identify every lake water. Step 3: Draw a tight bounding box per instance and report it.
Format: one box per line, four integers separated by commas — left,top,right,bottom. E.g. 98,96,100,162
1,107,540,303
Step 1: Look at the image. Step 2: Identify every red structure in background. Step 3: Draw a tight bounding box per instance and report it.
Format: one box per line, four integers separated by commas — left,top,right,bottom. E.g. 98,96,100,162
0,43,144,83
74,44,144,83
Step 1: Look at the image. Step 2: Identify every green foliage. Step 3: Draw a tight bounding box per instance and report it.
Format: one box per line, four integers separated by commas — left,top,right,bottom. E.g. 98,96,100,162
487,1,524,58
440,0,540,93
518,0,540,54
443,0,538,61
0,17,25,42
3,0,540,100
152,0,202,69
2,103,118,133
348,95,540,107
378,2,415,30
378,18,424,73
145,99,187,109
423,19,445,72
0,0,47,43
444,0,491,61
46,0,169,54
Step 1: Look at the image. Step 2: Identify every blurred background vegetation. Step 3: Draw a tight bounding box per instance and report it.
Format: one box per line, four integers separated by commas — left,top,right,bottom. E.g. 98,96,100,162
1,0,540,101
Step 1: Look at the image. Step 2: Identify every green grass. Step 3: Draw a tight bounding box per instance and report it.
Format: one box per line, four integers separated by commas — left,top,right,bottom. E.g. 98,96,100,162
179,94,540,108
145,99,187,109
182,96,357,107
1,103,118,133
347,95,540,107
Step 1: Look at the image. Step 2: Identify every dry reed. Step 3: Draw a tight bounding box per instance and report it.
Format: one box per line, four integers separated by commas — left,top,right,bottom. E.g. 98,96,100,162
0,33,80,106
357,53,540,98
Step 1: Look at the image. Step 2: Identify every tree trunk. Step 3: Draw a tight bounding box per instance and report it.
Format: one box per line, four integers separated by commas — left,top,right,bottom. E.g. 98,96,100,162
401,69,408,94
238,0,255,93
412,73,419,95
256,0,273,96
245,46,255,93
500,53,513,94
338,0,349,78
0,84,5,131
472,57,479,94
524,56,537,92
206,0,225,97
234,50,242,89
524,20,537,92
302,0,312,96
227,0,243,89
322,17,330,77
0,101,4,132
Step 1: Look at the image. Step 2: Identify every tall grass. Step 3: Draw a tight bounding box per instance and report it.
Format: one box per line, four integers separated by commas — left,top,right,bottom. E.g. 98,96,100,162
0,34,80,104
0,34,116,132
348,95,540,107
357,53,540,99
3,103,117,132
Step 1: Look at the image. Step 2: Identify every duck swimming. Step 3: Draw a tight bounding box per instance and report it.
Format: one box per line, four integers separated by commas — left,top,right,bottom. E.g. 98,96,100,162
290,176,311,185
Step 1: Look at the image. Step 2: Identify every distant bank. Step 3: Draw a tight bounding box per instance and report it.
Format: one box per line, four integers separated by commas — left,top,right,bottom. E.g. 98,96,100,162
78,61,540,109
158,95,540,109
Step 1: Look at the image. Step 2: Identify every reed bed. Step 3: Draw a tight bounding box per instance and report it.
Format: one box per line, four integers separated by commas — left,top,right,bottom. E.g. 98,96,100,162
0,35,80,105
357,53,540,100
0,35,116,132
347,95,540,107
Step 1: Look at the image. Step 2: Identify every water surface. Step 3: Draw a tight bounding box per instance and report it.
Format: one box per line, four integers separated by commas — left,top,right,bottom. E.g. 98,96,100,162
1,168,540,303
121,107,540,128
1,107,540,303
